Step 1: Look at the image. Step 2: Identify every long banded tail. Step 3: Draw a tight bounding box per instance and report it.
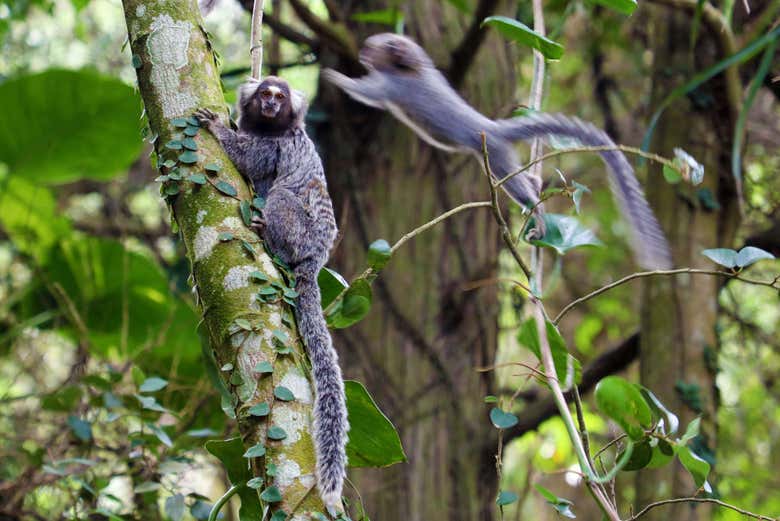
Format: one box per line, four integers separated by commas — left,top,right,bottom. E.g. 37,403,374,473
293,268,348,512
496,113,673,269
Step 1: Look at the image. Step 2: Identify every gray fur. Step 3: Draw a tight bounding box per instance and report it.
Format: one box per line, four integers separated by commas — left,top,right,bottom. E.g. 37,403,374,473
323,33,672,269
194,83,348,511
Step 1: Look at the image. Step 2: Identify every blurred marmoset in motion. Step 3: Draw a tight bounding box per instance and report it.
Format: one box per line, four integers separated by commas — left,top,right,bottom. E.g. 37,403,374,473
323,33,672,269
195,76,348,512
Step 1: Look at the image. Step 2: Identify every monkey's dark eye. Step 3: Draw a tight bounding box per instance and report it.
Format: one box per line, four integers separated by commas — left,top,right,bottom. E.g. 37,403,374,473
275,93,285,100
261,90,272,98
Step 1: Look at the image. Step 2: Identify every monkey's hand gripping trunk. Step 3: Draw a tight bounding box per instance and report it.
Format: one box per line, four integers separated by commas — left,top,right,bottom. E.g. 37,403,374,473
496,113,673,270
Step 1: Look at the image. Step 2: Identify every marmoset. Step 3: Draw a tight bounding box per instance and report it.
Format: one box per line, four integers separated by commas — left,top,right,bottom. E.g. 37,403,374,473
195,76,348,512
323,33,672,270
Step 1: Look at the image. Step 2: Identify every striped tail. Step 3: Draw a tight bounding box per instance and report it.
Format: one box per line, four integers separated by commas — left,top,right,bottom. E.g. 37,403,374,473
496,113,673,270
293,267,349,512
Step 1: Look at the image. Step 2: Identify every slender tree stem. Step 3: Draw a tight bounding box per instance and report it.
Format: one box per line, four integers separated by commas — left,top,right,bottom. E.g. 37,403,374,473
208,485,239,521
554,268,779,325
250,0,265,78
629,497,776,521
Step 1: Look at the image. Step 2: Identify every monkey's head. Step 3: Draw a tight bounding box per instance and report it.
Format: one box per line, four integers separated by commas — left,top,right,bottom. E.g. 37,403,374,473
359,33,434,74
238,76,307,134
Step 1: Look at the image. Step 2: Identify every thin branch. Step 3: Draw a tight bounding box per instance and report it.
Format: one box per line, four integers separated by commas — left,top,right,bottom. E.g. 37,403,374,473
322,200,493,316
480,134,532,279
250,0,265,78
494,144,676,189
629,497,776,521
554,268,780,325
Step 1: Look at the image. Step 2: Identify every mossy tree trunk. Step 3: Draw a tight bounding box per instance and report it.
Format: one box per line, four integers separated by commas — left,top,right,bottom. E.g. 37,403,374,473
637,6,740,519
122,0,332,518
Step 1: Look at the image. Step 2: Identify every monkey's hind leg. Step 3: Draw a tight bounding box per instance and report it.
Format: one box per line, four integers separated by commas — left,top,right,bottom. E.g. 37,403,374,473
261,187,316,268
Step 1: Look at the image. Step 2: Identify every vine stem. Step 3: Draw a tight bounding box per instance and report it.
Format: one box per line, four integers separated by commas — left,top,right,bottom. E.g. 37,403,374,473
553,268,779,325
208,484,239,521
249,0,265,79
628,497,776,521
322,201,493,316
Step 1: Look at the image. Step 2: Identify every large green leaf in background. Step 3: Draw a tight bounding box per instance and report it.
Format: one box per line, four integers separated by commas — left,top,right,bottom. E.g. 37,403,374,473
0,69,143,183
345,380,406,467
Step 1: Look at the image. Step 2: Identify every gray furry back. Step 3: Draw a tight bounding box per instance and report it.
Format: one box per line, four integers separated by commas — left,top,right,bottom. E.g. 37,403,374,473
294,271,349,509
496,113,673,270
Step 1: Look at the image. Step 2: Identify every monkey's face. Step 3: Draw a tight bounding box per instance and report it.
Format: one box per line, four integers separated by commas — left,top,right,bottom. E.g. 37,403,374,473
257,83,289,119
360,33,432,73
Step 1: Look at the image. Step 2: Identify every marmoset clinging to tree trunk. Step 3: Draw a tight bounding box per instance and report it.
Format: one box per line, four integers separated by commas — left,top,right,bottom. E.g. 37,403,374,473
195,76,348,513
323,33,672,270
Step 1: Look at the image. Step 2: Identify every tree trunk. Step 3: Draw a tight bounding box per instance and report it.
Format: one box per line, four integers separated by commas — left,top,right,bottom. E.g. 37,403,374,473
122,1,333,518
314,2,516,520
637,6,740,519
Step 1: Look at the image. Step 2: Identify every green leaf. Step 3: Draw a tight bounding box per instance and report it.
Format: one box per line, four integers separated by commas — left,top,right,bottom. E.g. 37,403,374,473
243,443,266,458
139,376,168,393
678,417,701,445
663,164,682,184
484,395,498,403
252,196,266,210
318,267,349,310
178,151,199,164
345,380,406,467
267,426,287,440
172,118,188,128
701,248,737,268
248,402,270,416
444,0,471,13
735,246,774,268
189,173,207,185
146,422,172,448
0,69,144,183
517,318,581,386
134,481,161,493
327,279,373,329
240,200,252,227
620,439,652,471
351,8,403,28
218,232,234,242
259,486,282,503
241,240,256,258
677,445,711,488
254,362,273,374
571,181,590,214
489,407,518,429
496,491,519,506
183,126,199,136
165,494,185,521
221,363,234,371
646,439,675,469
186,116,200,127
530,213,602,255
247,477,264,489
482,16,564,60
250,271,269,283
41,385,82,412
162,159,177,169
269,510,287,521
234,318,253,331
135,394,168,413
131,54,142,68
165,140,183,150
367,239,392,270
204,438,263,520
67,415,93,442
273,386,295,402
181,137,198,150
215,181,238,197
534,485,576,518
587,0,637,15
595,376,653,440
640,387,679,435
205,163,221,173
697,187,720,210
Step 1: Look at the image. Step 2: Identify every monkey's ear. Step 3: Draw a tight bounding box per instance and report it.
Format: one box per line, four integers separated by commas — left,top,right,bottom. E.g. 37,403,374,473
239,77,261,106
291,89,309,129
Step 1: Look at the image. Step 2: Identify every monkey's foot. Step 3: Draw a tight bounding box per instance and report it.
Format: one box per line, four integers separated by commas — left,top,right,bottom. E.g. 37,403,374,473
251,215,266,235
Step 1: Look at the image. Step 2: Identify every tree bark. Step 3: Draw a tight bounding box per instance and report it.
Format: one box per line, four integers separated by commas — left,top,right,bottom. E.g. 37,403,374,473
637,6,740,519
313,2,516,520
122,1,332,518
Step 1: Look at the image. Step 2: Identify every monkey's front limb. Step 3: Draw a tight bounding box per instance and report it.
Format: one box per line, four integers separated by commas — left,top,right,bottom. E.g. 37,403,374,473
321,69,389,109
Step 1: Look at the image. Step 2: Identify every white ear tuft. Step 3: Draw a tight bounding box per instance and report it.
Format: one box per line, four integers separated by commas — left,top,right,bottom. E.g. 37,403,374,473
291,89,309,129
